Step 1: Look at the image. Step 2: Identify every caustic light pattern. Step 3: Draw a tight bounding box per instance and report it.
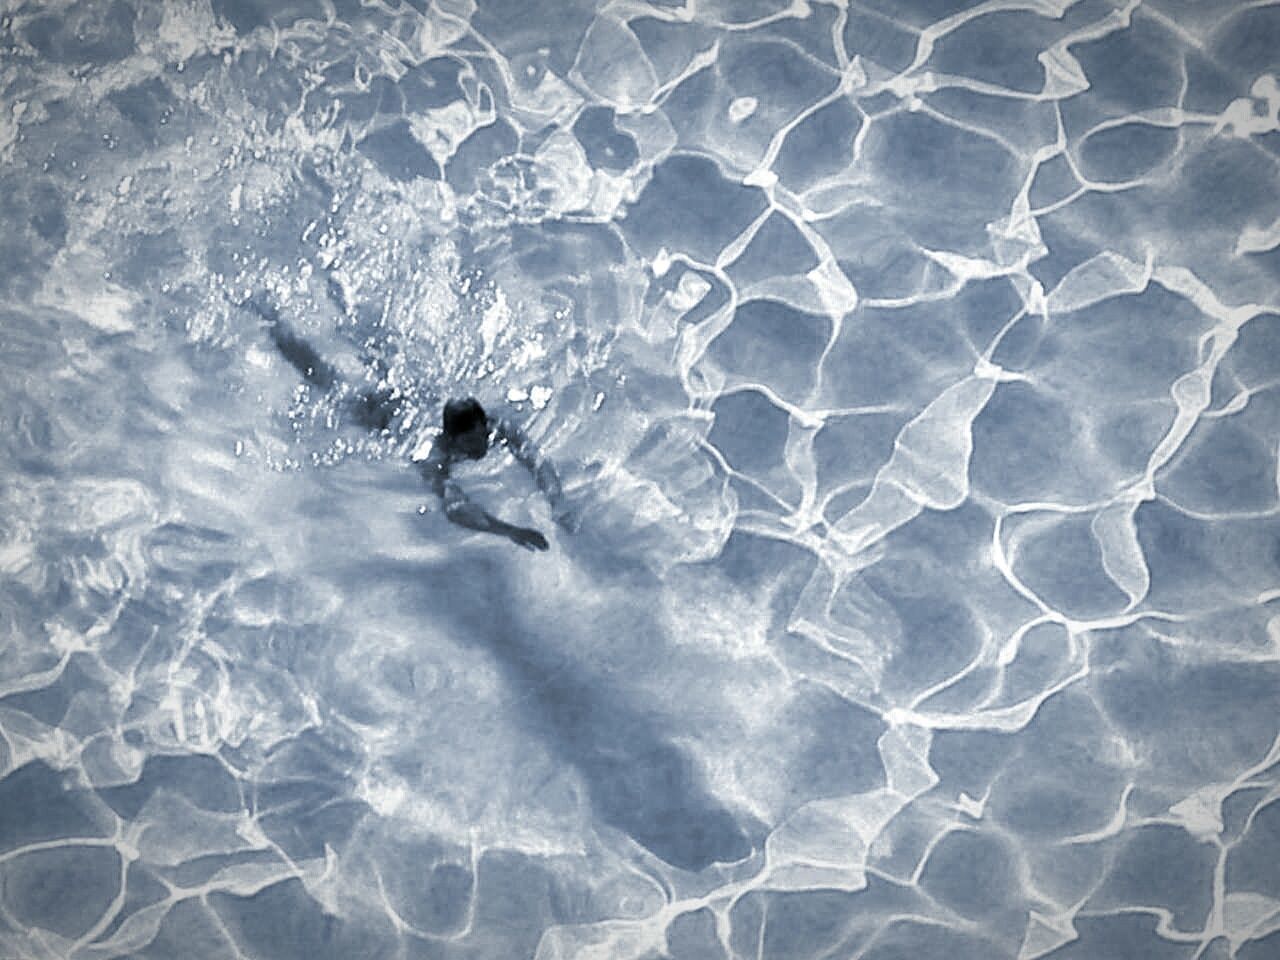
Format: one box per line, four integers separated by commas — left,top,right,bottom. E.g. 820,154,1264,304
1,0,1280,958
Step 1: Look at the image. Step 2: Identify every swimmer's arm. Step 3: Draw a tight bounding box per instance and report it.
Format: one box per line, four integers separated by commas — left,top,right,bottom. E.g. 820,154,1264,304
248,296,401,430
250,297,340,391
494,418,567,516
420,452,549,551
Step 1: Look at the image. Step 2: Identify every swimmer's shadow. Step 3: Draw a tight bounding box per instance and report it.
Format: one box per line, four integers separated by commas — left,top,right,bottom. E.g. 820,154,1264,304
367,557,758,874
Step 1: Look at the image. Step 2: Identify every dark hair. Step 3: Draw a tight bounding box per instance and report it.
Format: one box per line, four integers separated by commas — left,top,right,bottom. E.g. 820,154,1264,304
442,397,486,436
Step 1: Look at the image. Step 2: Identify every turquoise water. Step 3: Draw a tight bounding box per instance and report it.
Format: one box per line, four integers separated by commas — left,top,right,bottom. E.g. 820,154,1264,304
2,1,1280,957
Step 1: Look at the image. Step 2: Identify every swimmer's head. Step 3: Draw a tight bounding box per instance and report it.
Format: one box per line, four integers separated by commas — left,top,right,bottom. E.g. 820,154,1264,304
443,397,489,459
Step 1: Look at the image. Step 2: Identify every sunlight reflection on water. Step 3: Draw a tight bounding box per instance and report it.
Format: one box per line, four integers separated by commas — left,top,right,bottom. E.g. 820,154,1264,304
2,1,1280,957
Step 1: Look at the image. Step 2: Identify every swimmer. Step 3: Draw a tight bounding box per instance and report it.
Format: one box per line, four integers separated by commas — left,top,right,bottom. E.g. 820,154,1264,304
253,296,565,551
420,396,562,551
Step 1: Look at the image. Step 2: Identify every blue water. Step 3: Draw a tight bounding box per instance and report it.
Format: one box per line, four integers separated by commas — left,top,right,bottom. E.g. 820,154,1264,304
2,1,1280,957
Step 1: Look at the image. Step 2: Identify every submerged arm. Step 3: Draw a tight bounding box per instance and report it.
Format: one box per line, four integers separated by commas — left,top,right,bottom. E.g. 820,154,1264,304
250,298,341,392
494,418,569,523
420,450,549,551
250,296,400,430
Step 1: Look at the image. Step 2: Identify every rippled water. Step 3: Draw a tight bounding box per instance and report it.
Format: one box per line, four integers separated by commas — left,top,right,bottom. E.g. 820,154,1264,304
2,1,1280,957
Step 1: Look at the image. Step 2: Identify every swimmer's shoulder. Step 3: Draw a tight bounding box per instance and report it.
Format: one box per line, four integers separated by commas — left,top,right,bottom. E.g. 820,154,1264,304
489,405,531,450
417,432,452,478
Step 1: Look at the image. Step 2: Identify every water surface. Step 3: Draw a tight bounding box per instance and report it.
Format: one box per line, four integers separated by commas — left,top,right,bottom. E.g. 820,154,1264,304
2,1,1280,958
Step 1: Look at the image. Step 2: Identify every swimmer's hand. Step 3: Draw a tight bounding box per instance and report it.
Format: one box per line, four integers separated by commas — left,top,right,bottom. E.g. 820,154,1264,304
508,525,549,551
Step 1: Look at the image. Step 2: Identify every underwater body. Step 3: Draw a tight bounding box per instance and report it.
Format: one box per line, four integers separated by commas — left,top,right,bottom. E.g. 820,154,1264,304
2,0,1280,957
